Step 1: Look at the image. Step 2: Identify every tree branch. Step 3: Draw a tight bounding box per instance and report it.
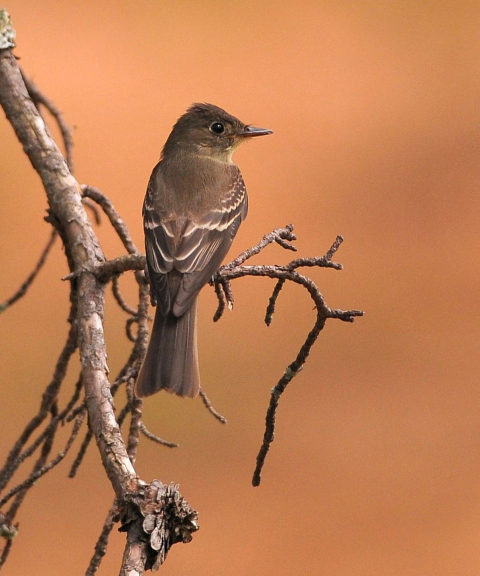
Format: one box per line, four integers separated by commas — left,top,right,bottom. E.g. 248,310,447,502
214,232,364,485
0,16,198,573
0,45,139,497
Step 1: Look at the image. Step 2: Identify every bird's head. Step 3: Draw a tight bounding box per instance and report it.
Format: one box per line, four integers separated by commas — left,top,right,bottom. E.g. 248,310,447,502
162,102,272,163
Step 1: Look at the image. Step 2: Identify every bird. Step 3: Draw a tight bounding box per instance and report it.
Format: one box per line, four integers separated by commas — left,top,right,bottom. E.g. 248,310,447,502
136,103,273,398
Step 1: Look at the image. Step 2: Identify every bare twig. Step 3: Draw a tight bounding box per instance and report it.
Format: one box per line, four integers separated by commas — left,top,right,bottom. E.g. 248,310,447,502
83,197,102,225
20,70,74,171
222,224,297,270
86,501,117,576
0,229,57,314
5,405,59,525
264,279,285,326
5,377,82,483
0,305,78,493
138,423,178,449
65,404,87,424
112,275,137,316
126,317,138,342
199,389,227,424
215,232,363,486
68,429,93,479
0,414,85,509
81,185,139,255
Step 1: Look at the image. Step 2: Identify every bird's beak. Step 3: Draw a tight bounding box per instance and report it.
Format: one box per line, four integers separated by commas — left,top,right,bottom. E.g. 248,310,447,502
238,125,273,137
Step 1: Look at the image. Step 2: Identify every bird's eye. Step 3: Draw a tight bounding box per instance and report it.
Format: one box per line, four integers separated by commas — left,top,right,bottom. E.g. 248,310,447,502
210,122,225,134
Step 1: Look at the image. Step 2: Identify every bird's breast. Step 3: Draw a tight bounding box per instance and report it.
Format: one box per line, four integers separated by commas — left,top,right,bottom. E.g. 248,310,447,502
151,156,239,218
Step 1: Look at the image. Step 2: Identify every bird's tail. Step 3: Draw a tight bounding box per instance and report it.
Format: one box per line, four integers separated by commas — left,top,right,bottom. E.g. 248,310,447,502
136,297,200,398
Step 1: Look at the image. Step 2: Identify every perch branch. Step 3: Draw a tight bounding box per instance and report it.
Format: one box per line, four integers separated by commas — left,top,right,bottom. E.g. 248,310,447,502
0,27,198,574
213,232,363,485
0,39,138,496
222,224,297,270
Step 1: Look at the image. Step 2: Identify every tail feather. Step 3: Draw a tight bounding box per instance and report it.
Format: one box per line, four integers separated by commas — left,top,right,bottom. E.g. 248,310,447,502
136,297,200,398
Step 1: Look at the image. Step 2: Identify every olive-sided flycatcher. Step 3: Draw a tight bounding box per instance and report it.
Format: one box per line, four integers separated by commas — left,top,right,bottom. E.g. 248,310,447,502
136,103,272,398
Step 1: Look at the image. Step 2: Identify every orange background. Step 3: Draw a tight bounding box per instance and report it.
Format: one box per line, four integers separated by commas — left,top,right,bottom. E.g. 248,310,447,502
1,1,480,574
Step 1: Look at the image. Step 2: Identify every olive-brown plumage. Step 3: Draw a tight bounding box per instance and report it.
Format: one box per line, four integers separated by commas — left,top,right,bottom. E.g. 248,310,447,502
136,103,272,398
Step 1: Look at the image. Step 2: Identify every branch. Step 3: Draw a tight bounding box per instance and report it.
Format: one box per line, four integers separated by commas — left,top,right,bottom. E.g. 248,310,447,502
0,16,197,572
112,275,138,316
82,185,139,255
0,302,79,494
0,45,139,497
214,231,364,486
94,253,146,279
222,224,297,270
0,414,85,509
21,70,74,171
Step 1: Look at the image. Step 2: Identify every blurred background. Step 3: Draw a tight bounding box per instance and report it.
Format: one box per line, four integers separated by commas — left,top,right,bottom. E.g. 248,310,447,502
1,1,480,574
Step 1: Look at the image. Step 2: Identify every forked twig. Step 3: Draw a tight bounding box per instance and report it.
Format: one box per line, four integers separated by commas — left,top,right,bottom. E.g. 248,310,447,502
0,414,85,509
213,231,364,486
0,303,78,493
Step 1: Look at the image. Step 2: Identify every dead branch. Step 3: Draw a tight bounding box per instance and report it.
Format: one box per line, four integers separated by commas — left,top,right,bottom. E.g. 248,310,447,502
0,13,198,573
138,423,179,449
112,275,138,316
214,233,363,485
0,301,79,494
0,414,85,509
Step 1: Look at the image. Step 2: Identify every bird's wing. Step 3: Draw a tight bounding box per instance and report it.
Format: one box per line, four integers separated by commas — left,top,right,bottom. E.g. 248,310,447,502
144,166,248,317
143,188,175,315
